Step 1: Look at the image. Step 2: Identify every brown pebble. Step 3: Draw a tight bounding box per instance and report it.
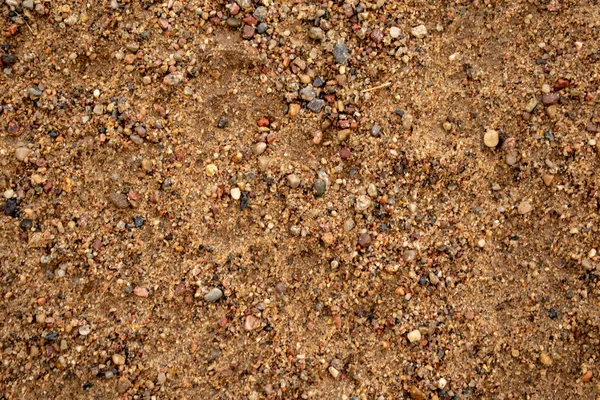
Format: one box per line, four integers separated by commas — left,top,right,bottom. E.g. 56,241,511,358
358,233,372,247
554,78,570,90
581,370,593,383
117,377,132,393
111,192,130,209
518,201,532,215
542,174,554,187
409,385,426,400
339,148,351,159
242,24,255,39
541,92,560,106
539,353,552,367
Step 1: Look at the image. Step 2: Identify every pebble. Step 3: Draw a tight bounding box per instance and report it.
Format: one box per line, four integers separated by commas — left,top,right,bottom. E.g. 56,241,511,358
343,219,355,231
322,232,334,245
402,114,413,130
163,71,185,86
549,308,557,319
125,42,139,53
308,27,324,40
205,164,218,177
308,99,325,113
390,26,401,38
437,378,448,389
541,92,560,106
244,315,259,331
358,233,371,247
506,154,517,166
313,179,327,197
15,147,30,161
110,192,129,209
132,216,143,228
157,372,167,384
525,99,538,113
355,195,372,211
22,0,34,10
93,104,104,115
257,156,270,171
254,6,267,21
134,287,149,297
300,85,316,101
204,288,223,302
407,329,422,343
27,87,42,97
411,25,427,39
367,183,377,197
542,174,554,187
227,17,242,28
231,187,241,200
253,142,267,155
328,366,340,379
288,103,301,117
539,353,552,366
257,23,268,34
242,25,255,39
403,249,417,262
483,129,499,148
112,354,126,365
117,377,132,393
518,201,532,215
287,174,301,189
339,148,351,159
333,41,349,64
581,370,593,383
409,386,426,400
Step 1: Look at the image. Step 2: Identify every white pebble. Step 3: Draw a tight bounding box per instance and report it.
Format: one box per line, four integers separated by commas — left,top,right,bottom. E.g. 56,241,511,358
407,329,421,343
231,187,241,200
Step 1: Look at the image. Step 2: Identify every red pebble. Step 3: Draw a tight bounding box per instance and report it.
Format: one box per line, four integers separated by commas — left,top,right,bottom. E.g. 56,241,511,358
243,15,257,26
339,148,351,159
257,117,269,127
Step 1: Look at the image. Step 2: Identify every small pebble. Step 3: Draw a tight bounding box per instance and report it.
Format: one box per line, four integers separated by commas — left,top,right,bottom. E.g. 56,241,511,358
15,147,30,161
112,354,126,366
204,288,223,302
287,174,301,189
407,329,422,343
518,201,532,215
231,187,241,200
411,25,427,39
484,129,499,148
313,179,327,197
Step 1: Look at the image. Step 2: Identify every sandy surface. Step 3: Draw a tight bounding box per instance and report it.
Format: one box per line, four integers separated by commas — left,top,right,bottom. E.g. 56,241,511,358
1,0,600,399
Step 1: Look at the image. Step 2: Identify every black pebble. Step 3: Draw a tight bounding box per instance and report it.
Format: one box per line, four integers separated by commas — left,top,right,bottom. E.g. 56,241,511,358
43,331,58,342
549,308,558,319
3,198,18,217
394,109,405,117
419,275,428,285
48,130,59,138
217,119,228,128
133,216,144,228
240,197,250,210
19,219,33,230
